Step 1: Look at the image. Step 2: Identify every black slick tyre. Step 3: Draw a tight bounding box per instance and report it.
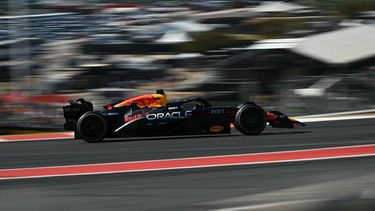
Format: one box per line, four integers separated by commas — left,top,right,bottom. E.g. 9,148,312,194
235,104,266,135
76,112,107,143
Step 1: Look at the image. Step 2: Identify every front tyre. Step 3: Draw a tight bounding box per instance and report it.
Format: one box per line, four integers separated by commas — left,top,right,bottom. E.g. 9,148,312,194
235,104,266,135
76,112,107,143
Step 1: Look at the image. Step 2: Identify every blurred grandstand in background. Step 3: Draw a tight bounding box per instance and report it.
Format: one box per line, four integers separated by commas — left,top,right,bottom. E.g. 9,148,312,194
0,0,375,130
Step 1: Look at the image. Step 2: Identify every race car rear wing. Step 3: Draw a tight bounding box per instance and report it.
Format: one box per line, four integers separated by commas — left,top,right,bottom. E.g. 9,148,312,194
63,98,93,130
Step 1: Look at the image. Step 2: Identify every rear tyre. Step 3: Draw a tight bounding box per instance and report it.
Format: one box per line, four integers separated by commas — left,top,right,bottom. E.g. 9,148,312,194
76,112,107,143
235,104,266,135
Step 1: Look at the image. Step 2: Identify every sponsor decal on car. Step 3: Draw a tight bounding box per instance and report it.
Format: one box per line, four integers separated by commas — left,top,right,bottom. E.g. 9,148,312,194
146,111,192,120
211,109,225,115
124,114,143,122
209,125,224,132
168,106,179,110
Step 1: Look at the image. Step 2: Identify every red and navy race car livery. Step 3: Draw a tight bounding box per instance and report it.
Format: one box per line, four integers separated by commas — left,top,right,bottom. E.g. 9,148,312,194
63,90,304,143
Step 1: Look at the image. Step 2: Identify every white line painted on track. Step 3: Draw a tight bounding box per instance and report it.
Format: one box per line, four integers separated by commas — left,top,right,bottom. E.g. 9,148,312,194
2,144,375,180
212,199,326,211
297,108,375,118
296,115,375,123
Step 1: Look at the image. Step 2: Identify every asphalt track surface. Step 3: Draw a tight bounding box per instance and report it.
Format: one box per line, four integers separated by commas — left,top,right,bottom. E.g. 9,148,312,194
1,118,375,210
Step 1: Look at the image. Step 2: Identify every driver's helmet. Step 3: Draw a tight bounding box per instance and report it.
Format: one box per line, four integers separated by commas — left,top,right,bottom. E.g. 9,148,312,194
150,89,167,107
156,89,165,95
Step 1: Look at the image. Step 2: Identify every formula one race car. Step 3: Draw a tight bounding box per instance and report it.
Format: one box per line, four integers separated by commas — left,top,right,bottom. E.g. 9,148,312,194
63,90,305,143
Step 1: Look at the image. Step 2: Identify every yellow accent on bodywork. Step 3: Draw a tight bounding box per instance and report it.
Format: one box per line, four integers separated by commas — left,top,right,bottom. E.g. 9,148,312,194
114,93,167,108
209,125,224,132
